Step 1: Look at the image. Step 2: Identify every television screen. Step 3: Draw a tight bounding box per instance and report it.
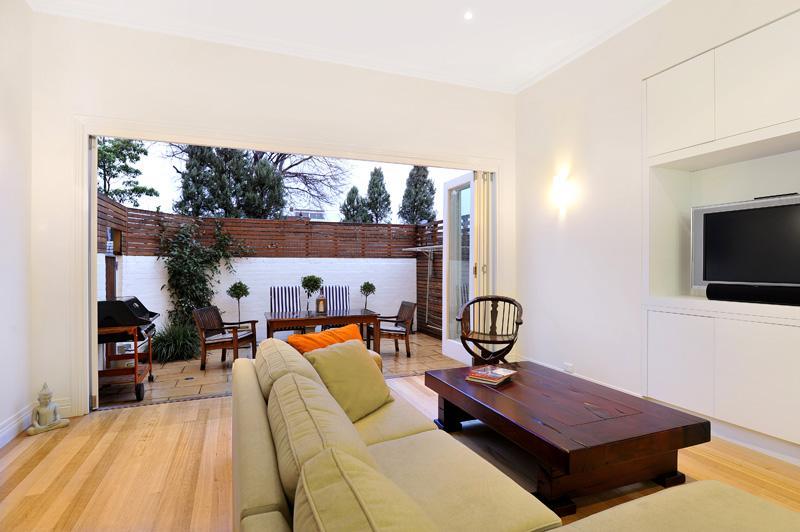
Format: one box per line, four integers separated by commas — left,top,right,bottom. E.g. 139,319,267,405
704,203,800,284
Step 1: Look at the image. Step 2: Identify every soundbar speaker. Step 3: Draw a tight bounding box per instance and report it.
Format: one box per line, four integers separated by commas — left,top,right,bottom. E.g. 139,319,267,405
706,283,800,306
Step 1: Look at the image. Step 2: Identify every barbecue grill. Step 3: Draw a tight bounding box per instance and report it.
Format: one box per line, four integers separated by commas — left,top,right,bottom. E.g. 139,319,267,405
97,297,158,401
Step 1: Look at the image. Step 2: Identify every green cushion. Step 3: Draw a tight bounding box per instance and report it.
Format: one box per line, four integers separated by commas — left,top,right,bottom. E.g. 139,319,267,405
253,338,322,399
560,480,800,532
305,339,393,422
267,373,378,503
294,448,438,532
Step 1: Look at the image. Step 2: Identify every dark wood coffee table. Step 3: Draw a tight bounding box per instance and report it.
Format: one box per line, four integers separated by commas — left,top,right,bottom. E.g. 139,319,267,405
425,362,710,516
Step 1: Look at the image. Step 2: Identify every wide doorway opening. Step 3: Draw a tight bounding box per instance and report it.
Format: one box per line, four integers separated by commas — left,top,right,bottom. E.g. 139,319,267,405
90,136,491,408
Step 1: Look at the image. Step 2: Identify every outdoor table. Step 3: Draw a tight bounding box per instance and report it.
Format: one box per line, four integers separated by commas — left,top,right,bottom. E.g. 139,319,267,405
264,308,380,348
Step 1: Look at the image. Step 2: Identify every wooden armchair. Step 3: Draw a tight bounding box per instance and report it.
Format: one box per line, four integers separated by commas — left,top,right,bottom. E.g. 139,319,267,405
457,296,523,365
192,306,257,370
367,301,417,357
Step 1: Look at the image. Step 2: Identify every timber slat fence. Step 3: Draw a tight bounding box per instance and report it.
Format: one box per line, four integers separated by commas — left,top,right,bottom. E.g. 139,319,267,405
98,194,421,258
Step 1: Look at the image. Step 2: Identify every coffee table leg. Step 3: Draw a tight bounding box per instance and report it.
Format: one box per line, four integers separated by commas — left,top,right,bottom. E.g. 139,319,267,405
534,493,576,517
654,470,686,488
434,397,472,432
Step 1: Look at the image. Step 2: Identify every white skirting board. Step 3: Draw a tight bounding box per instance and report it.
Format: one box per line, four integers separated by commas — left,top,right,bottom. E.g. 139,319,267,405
0,397,72,449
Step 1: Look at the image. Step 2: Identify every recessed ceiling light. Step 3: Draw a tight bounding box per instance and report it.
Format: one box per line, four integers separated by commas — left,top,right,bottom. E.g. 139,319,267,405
463,10,474,21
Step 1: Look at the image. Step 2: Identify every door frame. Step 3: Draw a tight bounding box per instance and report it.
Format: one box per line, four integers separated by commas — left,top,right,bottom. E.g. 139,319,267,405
72,115,505,415
441,173,476,364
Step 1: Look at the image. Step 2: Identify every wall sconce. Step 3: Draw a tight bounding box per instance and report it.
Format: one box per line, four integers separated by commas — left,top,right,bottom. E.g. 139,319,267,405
549,167,578,216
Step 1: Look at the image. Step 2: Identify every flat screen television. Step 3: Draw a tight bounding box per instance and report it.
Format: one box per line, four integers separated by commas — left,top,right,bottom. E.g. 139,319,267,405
691,194,800,289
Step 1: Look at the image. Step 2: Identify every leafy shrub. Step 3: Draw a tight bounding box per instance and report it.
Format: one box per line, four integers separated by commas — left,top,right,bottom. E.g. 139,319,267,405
153,319,200,363
360,281,376,309
227,281,250,321
158,220,247,324
301,275,323,298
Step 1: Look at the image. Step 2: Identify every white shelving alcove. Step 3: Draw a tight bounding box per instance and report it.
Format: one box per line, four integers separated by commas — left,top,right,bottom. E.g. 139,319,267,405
642,10,800,450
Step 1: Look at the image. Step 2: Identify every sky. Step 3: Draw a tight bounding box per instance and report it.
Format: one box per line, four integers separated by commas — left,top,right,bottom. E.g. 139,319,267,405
132,141,470,223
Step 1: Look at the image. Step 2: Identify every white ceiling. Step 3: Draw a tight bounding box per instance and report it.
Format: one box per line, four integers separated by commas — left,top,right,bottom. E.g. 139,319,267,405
28,0,669,93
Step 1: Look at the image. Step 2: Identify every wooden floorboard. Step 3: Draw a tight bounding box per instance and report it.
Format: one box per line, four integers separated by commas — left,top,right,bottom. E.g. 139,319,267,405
1,373,798,530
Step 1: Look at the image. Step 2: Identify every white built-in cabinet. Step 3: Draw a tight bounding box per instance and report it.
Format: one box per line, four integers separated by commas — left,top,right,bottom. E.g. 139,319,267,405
714,319,800,444
716,13,800,139
646,52,715,156
644,10,800,447
647,311,714,416
646,11,800,156
647,311,800,445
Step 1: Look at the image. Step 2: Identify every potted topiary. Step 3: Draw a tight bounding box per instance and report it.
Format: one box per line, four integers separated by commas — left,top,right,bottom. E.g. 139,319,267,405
226,281,250,322
301,275,323,312
360,281,376,310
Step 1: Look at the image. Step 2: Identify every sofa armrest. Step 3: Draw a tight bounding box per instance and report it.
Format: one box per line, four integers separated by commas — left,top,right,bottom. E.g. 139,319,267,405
232,359,289,531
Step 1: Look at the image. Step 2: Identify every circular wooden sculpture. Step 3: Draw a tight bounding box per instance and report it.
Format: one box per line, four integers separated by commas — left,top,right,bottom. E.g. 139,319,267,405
457,296,523,365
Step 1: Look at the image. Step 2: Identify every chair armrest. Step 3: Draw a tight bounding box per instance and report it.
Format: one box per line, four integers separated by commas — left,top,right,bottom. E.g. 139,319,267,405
223,320,258,327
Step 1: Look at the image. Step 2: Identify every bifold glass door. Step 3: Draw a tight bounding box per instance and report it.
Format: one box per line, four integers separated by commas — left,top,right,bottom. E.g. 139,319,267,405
442,171,493,362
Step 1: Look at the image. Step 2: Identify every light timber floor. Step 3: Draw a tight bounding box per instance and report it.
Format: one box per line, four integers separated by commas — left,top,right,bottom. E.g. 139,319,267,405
1,377,798,530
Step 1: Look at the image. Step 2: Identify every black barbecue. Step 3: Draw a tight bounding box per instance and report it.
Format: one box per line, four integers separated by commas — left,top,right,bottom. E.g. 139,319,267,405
97,297,158,401
98,297,160,343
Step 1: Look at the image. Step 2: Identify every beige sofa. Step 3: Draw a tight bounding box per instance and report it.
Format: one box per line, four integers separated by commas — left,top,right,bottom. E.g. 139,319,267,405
233,339,800,531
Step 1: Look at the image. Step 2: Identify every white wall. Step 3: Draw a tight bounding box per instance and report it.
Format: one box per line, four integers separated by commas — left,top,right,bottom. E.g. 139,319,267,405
0,0,33,446
106,255,416,332
514,0,800,394
29,13,516,415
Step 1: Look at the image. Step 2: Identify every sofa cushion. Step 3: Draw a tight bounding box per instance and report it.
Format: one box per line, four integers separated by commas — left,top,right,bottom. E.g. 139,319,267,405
560,480,800,531
368,429,561,532
231,360,289,527
267,373,378,503
356,391,436,445
306,339,393,422
253,338,322,399
294,448,438,532
287,323,362,353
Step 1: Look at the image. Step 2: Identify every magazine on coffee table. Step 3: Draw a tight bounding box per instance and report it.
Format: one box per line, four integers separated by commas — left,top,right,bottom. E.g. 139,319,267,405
466,365,517,386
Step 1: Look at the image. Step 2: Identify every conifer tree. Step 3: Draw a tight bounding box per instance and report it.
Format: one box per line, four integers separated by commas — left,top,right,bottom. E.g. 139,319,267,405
398,166,436,224
365,167,391,223
339,186,371,223
241,158,286,219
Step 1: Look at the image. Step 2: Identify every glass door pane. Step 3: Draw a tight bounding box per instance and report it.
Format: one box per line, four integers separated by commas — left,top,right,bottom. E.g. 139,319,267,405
447,183,471,341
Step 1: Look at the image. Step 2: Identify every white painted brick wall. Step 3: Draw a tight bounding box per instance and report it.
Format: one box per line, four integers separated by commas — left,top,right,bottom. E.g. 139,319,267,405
101,255,417,334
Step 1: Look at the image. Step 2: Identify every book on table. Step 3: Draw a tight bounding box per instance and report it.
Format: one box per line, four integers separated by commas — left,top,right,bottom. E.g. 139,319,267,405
466,365,517,386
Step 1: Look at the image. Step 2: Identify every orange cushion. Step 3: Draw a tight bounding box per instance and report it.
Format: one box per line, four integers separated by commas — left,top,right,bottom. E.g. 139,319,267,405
287,324,363,354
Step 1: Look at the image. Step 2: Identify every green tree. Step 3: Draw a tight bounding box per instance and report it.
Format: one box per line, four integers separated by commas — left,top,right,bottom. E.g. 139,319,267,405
170,144,346,217
241,158,286,219
398,166,436,224
340,186,371,223
365,167,391,223
173,146,250,218
97,137,159,207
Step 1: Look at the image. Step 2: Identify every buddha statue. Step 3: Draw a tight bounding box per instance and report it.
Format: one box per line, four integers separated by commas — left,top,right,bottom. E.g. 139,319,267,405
27,383,69,436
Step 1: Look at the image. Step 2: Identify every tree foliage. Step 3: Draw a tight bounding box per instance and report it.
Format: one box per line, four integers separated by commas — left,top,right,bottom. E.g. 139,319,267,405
170,144,345,217
300,275,323,298
97,137,159,207
365,167,391,223
339,186,371,223
398,166,436,224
